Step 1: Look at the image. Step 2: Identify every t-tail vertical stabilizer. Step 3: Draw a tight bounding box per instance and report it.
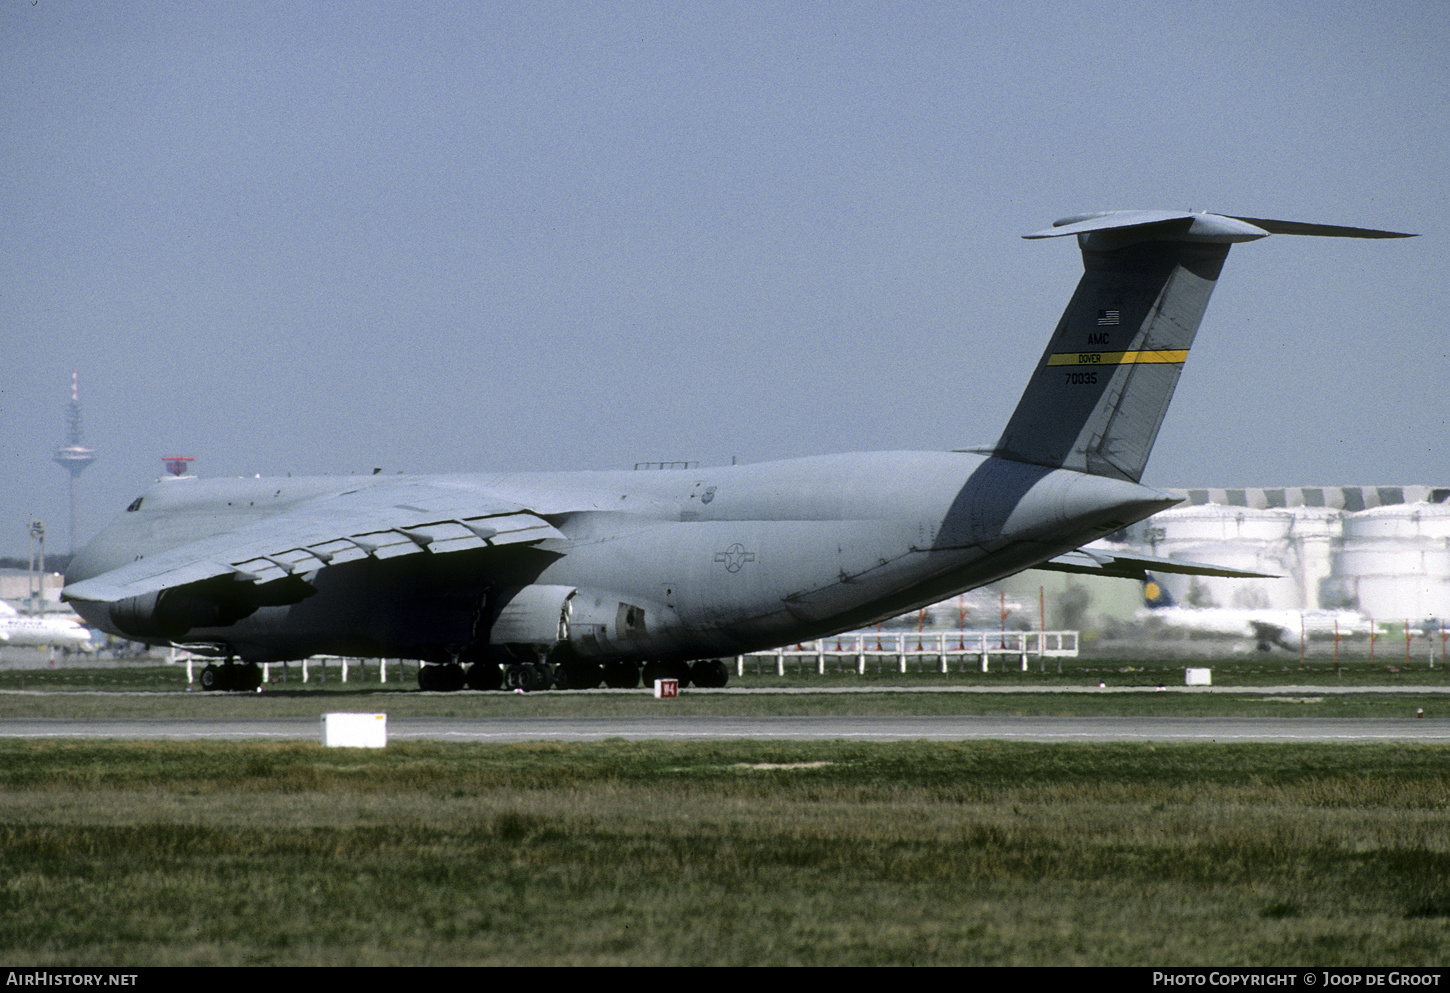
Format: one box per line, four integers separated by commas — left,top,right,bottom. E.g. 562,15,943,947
992,211,1413,483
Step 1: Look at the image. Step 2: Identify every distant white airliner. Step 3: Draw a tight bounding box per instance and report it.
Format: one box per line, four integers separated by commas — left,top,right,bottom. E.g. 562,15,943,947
0,601,94,652
1136,576,1370,652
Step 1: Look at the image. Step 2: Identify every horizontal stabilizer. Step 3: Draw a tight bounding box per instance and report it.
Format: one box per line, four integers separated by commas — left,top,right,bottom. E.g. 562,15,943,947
1224,216,1416,239
1034,548,1276,582
1024,210,1414,243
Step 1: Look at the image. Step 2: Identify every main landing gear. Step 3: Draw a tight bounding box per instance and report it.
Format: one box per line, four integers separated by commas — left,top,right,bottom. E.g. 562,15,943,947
415,658,729,691
416,661,509,692
417,662,466,691
641,658,730,689
198,660,264,692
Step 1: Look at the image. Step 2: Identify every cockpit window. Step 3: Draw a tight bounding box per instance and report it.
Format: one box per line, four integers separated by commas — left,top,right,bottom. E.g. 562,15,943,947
126,496,144,512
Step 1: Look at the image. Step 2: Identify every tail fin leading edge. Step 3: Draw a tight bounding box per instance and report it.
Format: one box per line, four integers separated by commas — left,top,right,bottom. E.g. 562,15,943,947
992,210,1412,484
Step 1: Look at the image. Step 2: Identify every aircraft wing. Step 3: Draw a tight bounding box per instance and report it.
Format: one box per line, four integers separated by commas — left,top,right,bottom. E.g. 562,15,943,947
62,480,565,605
1033,548,1275,582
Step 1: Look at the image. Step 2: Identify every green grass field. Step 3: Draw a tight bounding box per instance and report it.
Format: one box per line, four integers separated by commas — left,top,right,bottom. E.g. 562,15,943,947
2,657,1448,965
1,739,1447,965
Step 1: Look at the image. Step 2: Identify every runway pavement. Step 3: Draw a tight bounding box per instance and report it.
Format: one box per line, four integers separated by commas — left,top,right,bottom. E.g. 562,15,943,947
3,714,1449,743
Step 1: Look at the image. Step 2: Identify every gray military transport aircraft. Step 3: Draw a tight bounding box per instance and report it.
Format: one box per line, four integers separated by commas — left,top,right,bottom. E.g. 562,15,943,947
62,210,1412,691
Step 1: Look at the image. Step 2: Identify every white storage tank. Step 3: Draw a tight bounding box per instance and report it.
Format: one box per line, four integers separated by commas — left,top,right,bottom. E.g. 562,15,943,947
1327,504,1450,620
1145,506,1302,610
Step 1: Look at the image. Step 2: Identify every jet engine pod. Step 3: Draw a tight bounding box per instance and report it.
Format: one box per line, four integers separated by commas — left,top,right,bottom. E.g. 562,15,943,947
106,572,314,641
110,588,224,640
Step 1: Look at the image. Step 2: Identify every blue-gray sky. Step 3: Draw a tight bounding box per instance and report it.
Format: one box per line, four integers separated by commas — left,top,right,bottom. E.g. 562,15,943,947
4,1,1447,557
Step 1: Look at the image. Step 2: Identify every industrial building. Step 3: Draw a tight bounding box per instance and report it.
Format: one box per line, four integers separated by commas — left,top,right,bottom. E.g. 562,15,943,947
983,485,1449,637
1110,486,1449,621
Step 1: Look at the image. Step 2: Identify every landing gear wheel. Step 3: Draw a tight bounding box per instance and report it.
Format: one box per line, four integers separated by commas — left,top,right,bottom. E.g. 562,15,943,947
569,660,602,690
237,663,263,691
505,663,547,692
641,660,670,688
199,664,221,691
419,664,465,691
691,659,729,688
603,660,640,689
466,662,503,691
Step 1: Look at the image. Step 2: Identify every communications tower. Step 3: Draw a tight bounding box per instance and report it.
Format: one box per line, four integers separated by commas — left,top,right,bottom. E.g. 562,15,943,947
52,371,97,554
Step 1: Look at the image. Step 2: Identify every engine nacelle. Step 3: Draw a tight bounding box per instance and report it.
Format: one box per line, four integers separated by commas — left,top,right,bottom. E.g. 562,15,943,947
106,574,315,641
110,588,223,640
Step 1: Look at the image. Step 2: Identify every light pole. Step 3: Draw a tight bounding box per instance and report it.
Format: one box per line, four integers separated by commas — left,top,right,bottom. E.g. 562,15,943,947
28,521,46,615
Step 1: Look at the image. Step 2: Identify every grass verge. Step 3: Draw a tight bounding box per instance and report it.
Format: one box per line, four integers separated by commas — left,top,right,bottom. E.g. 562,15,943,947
1,739,1447,965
